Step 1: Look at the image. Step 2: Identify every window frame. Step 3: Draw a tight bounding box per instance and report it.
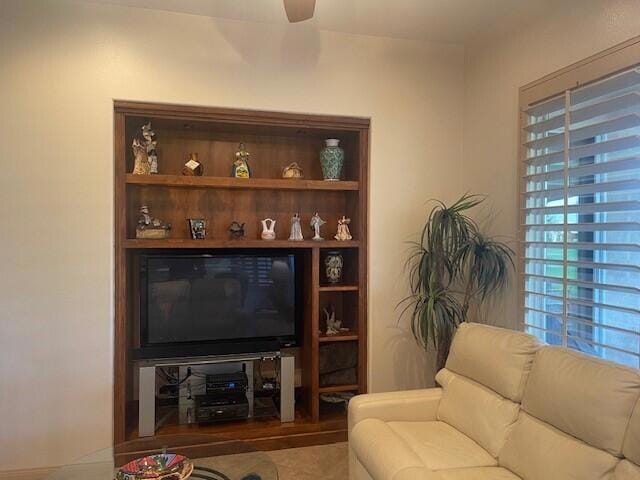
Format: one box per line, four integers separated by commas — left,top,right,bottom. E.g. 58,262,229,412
518,35,640,365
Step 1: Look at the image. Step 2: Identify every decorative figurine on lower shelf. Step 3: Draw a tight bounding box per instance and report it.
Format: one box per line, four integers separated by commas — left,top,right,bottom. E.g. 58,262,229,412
182,152,203,176
288,213,304,241
310,212,326,241
334,216,352,241
229,221,245,239
232,143,251,178
136,205,171,239
324,304,346,336
188,219,207,239
282,162,303,179
261,218,276,240
131,138,151,175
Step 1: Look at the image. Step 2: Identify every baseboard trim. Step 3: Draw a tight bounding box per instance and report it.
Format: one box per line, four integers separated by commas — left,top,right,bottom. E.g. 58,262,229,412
0,466,57,480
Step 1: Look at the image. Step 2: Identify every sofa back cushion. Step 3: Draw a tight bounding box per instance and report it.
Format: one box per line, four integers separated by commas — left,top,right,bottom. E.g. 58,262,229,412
436,368,519,457
624,400,640,465
522,347,640,456
499,412,618,480
444,323,540,402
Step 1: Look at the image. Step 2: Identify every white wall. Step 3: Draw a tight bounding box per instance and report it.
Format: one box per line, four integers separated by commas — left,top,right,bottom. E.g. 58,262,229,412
0,0,464,470
462,0,640,330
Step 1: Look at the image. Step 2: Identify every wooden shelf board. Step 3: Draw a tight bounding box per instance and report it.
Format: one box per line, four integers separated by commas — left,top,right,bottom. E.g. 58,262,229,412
319,333,358,343
318,384,360,394
126,174,359,191
124,239,361,249
318,285,359,292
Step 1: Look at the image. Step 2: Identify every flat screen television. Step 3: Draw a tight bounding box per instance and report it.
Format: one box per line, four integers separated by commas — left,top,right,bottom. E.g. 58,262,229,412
135,251,301,359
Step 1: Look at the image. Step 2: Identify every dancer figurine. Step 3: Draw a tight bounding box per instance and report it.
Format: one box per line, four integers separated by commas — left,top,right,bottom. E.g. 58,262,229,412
334,216,352,241
288,213,304,241
310,212,326,241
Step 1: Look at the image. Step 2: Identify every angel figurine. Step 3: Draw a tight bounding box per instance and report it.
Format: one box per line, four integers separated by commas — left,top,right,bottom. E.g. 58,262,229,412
288,213,304,241
232,143,251,178
334,216,352,241
310,212,326,241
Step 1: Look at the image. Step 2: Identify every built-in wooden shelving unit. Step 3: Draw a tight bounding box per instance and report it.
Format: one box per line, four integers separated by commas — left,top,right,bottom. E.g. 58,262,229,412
114,101,369,451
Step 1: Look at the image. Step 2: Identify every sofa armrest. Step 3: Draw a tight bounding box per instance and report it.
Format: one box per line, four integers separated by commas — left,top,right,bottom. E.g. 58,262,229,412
348,387,443,432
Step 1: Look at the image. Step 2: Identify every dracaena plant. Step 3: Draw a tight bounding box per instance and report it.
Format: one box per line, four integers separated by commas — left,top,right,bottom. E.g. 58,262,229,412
399,194,515,371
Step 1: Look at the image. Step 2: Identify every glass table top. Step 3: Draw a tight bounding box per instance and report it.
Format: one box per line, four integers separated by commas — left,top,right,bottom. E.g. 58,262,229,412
44,434,278,480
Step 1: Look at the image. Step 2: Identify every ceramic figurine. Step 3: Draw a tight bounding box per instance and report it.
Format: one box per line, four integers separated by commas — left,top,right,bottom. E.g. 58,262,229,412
323,305,343,336
319,139,344,181
229,221,245,239
136,205,171,239
232,143,251,178
334,216,352,241
310,212,326,241
141,122,158,174
182,153,203,176
324,251,344,284
261,218,276,240
282,162,303,179
132,138,151,175
288,213,304,241
188,219,207,239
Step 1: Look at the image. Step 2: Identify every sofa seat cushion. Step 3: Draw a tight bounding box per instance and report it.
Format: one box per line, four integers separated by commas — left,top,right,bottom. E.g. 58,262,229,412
387,421,497,470
351,418,497,476
499,412,618,480
433,467,521,479
615,460,640,480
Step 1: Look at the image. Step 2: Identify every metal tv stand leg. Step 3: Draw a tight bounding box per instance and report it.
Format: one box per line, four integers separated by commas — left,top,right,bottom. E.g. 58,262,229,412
280,353,295,422
139,365,156,437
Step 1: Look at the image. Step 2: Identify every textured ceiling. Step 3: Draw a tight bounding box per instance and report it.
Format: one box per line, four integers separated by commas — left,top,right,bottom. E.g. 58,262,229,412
83,0,556,43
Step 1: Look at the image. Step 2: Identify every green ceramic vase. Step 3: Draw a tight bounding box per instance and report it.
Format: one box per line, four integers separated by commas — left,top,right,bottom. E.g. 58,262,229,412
320,139,344,181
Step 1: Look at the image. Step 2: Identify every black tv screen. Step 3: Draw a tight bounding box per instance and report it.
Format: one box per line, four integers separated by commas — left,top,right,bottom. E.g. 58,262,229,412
137,252,299,359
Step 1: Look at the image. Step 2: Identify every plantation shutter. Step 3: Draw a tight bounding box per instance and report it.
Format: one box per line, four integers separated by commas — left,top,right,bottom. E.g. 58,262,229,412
522,66,640,368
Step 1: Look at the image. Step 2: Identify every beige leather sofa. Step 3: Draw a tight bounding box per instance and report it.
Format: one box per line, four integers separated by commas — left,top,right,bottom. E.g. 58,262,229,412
349,323,640,480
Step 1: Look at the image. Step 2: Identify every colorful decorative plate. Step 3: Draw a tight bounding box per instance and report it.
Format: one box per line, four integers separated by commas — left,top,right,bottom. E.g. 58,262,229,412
115,453,194,480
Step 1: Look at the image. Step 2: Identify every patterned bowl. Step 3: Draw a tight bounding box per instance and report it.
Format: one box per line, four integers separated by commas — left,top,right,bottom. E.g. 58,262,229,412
115,453,194,480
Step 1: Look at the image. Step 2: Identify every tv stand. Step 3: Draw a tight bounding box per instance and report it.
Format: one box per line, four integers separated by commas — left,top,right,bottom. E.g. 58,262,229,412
137,352,295,437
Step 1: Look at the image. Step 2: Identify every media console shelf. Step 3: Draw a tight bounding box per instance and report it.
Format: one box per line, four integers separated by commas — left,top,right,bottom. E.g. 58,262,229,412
114,101,369,450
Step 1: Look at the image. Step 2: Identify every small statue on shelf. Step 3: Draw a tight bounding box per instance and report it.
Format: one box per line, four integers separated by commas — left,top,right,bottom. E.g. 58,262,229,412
261,218,276,240
182,152,203,176
232,143,251,178
188,219,207,239
334,216,352,241
323,304,349,336
136,205,171,239
131,138,150,175
282,162,303,179
141,122,158,174
288,213,304,241
310,212,326,241
229,221,246,239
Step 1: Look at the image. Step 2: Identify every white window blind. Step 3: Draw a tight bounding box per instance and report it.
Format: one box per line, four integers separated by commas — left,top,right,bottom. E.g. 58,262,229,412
522,66,640,368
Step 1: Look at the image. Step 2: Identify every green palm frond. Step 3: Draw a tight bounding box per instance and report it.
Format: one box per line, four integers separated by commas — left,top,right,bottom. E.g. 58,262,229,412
399,194,514,369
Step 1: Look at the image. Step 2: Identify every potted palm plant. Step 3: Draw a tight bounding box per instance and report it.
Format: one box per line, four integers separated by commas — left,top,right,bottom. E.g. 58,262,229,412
400,194,515,371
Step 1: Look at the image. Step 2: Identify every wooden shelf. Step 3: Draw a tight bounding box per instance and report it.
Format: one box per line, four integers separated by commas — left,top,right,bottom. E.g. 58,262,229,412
319,384,360,394
319,285,359,292
124,239,361,249
126,174,359,191
319,332,359,343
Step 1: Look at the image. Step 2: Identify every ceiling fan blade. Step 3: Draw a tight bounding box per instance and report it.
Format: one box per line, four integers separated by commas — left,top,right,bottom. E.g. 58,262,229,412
283,0,316,23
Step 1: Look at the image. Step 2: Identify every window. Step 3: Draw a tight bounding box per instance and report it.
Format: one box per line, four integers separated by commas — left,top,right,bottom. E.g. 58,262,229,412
521,65,640,368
